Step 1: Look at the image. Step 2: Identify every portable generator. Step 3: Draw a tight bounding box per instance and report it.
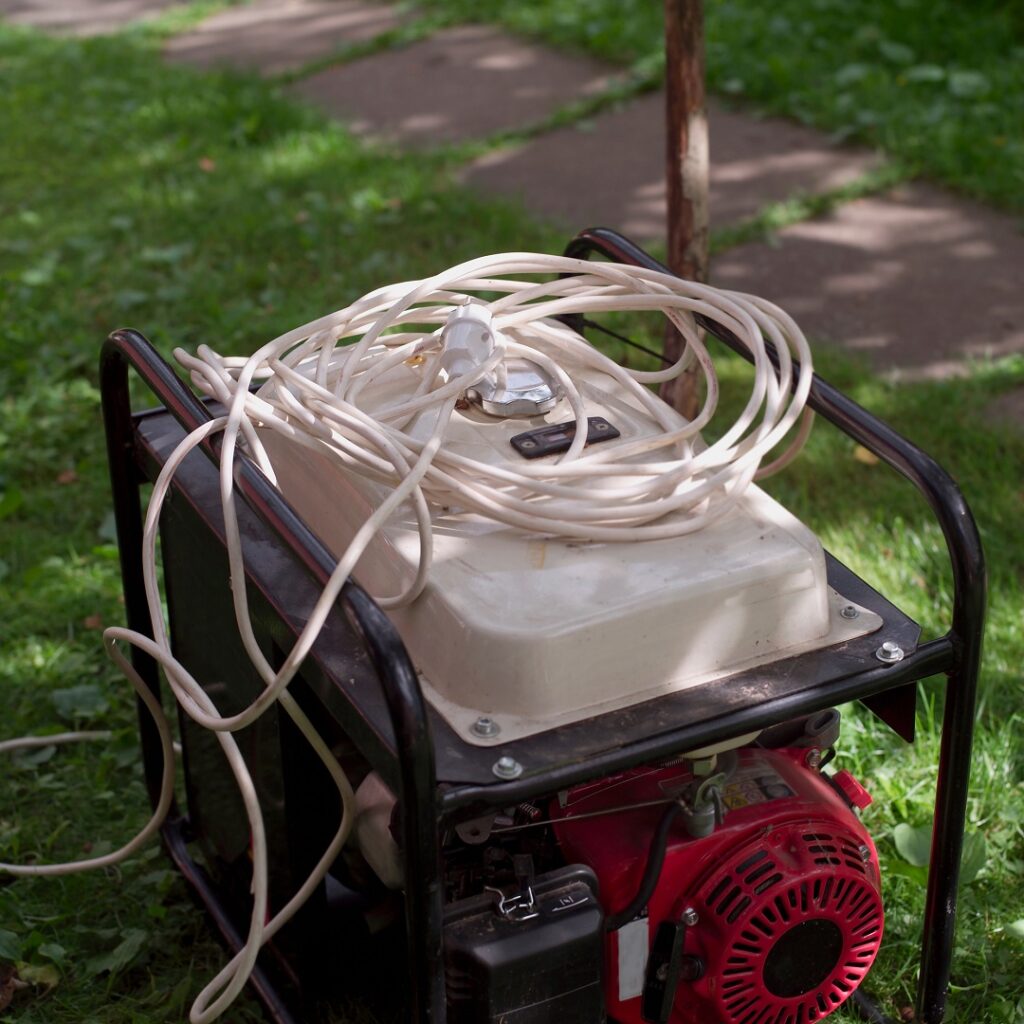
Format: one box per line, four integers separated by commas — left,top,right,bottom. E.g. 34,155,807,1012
98,229,984,1024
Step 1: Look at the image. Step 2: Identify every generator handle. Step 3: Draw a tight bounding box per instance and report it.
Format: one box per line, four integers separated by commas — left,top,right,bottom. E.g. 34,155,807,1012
564,227,985,1024
100,329,446,1024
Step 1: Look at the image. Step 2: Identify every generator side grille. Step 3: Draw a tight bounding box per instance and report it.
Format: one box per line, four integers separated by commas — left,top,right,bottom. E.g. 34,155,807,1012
693,820,883,1024
717,875,882,1024
801,832,870,875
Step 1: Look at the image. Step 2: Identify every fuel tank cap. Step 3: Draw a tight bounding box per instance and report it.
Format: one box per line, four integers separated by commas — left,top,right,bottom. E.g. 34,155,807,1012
466,358,561,418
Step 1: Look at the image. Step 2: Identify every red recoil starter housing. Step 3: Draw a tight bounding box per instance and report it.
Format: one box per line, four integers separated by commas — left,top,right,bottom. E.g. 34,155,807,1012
552,747,883,1024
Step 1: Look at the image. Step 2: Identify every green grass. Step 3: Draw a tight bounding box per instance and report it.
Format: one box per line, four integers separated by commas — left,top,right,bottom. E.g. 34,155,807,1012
409,0,1024,214
1,15,1023,1024
0,22,555,1024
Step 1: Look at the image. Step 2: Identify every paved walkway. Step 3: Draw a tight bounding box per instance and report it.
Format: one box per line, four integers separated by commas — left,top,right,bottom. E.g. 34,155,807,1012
4,0,1024,401
0,0,177,35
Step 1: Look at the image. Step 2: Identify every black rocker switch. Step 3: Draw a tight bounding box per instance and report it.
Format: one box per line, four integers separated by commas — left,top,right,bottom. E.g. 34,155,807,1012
510,417,620,459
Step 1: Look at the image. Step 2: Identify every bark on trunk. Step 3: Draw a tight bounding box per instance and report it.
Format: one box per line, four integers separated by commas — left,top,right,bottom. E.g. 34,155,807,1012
661,0,709,419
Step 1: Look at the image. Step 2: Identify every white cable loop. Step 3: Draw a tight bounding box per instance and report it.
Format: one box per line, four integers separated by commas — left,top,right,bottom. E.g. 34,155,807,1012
0,254,812,1023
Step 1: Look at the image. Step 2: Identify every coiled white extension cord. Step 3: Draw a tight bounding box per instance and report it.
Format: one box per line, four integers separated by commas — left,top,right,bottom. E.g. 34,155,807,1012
1,253,813,1022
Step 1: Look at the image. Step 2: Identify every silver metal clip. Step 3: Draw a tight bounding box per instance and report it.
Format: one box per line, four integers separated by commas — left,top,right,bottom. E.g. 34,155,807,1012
484,885,539,922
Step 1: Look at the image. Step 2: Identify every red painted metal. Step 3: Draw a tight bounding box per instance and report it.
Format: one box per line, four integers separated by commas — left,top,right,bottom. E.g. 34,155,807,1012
832,769,874,811
552,749,883,1023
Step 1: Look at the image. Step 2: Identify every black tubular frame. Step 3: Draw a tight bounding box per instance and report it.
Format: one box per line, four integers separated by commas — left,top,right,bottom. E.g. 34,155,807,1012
100,332,446,1023
100,228,984,1024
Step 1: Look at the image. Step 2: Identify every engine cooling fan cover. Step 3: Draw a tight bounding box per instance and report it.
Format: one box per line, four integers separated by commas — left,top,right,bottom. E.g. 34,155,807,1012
686,820,884,1024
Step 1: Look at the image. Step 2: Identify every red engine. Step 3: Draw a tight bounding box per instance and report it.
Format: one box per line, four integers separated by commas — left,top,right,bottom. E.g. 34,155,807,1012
552,748,883,1024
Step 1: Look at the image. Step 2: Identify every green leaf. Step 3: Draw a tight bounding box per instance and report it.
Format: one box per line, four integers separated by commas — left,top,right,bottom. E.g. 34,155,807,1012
879,40,915,65
0,488,24,521
959,832,987,885
113,288,149,308
887,860,928,886
18,963,59,989
156,283,187,302
893,824,986,884
12,744,57,769
139,242,193,265
894,822,931,866
73,926,121,941
83,928,148,977
948,70,990,98
0,929,21,962
905,64,945,84
51,684,109,720
835,62,872,86
20,254,58,287
37,942,65,964
1006,919,1024,940
97,510,119,544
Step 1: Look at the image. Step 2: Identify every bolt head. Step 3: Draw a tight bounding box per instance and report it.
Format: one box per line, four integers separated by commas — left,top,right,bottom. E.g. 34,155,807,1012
492,756,523,780
805,748,823,769
840,604,859,619
875,640,905,664
682,907,699,927
679,955,705,982
471,716,499,738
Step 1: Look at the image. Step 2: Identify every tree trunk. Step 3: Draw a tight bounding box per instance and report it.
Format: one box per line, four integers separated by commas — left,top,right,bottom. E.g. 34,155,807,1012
661,0,709,419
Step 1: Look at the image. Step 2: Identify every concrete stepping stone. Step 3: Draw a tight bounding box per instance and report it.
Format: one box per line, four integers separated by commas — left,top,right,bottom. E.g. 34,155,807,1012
461,92,881,239
0,0,181,35
288,24,619,147
165,0,404,76
712,183,1024,378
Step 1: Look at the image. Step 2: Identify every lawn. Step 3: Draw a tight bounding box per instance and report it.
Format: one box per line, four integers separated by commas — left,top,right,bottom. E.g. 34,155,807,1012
1,7,1023,1024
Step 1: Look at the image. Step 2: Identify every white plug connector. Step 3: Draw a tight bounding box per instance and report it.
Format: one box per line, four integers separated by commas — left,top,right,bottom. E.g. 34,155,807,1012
439,301,505,383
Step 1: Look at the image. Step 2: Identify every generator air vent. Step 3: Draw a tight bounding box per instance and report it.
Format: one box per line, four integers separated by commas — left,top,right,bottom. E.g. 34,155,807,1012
703,855,784,922
691,819,883,1024
717,874,882,1024
801,832,869,875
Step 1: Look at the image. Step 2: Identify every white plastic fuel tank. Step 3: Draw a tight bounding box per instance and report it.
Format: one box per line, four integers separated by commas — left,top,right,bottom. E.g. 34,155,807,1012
257,355,880,745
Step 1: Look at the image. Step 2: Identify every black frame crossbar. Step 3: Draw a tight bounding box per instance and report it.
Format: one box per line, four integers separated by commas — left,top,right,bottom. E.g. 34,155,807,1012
100,229,984,1024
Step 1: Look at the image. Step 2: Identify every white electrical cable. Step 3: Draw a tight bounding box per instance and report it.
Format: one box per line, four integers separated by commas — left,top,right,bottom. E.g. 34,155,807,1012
0,253,813,1023
181,254,812,553
0,731,112,756
0,646,176,877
